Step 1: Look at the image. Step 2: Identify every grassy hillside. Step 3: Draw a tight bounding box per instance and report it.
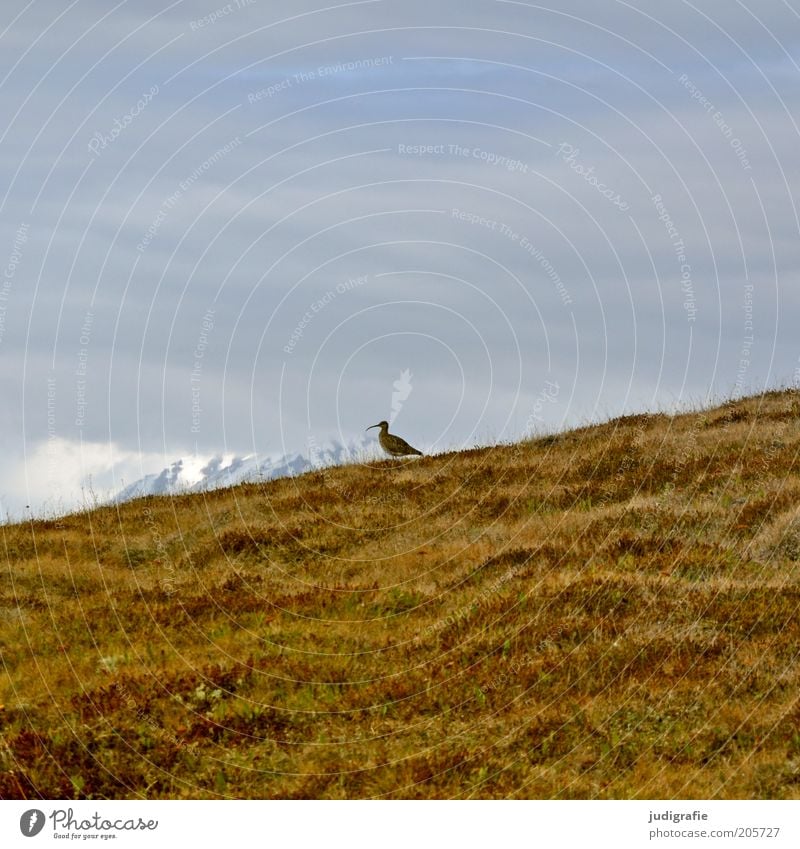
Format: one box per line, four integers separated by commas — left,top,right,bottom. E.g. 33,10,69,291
2,390,800,799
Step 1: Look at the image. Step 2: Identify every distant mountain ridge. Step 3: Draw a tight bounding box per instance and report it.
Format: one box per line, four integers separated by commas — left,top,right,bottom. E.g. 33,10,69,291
113,434,377,503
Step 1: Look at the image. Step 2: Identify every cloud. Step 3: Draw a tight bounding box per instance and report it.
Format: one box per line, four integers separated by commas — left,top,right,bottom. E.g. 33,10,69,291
1,0,799,514
0,437,170,519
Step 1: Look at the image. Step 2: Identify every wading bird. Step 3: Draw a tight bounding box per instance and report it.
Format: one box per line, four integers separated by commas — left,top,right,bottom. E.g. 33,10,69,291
366,421,423,458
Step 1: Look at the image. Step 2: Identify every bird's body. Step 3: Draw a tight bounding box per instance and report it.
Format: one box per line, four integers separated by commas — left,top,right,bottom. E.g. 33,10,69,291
366,421,423,457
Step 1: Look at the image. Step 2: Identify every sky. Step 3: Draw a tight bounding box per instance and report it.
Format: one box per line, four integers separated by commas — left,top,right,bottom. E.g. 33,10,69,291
1,0,799,517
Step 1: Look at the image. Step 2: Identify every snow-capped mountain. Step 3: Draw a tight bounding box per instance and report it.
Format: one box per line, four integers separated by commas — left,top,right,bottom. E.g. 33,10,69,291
112,435,378,503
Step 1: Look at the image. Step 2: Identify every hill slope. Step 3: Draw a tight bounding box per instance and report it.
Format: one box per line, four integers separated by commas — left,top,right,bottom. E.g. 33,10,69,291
2,390,800,799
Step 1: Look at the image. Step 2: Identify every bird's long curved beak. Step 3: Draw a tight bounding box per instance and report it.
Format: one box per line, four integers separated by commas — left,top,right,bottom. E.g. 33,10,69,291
366,424,380,431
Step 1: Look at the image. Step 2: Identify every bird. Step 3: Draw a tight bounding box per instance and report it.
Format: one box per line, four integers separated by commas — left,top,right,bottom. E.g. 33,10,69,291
366,420,423,457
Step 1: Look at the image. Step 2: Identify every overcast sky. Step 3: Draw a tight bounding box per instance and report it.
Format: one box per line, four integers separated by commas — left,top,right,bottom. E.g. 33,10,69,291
1,0,799,517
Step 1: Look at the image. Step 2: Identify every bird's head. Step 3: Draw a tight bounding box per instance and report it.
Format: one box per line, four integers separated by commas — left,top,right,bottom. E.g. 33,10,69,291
366,421,389,431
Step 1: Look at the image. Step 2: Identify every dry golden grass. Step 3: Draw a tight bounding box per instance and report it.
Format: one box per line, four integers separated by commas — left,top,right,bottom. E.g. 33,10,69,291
2,389,800,798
